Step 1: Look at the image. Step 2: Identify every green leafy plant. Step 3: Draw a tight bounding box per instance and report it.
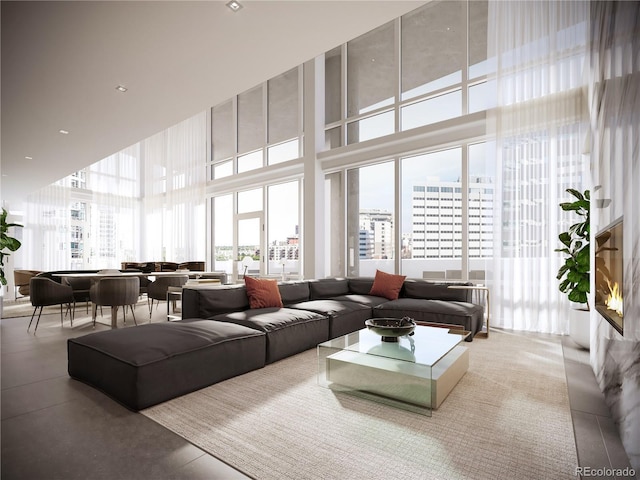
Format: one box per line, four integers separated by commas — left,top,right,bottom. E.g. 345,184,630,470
0,208,22,286
555,189,590,307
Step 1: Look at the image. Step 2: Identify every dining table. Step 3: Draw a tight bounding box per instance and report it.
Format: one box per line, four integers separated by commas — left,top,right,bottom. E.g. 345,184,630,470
51,271,197,328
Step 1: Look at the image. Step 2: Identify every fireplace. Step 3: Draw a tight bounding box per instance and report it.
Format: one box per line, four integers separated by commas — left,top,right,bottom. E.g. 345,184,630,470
594,218,624,335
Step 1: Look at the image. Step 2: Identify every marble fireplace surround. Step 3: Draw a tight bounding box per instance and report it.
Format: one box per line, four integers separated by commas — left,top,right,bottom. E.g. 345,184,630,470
589,1,640,471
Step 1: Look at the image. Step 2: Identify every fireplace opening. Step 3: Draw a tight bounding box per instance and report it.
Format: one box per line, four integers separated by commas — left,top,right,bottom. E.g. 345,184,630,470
594,217,624,335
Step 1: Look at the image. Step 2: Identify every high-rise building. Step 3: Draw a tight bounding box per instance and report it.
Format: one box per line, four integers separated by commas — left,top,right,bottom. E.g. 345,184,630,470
359,209,393,259
410,177,493,259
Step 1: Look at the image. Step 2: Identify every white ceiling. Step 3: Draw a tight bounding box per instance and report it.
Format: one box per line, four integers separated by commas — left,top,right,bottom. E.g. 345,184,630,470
1,0,423,206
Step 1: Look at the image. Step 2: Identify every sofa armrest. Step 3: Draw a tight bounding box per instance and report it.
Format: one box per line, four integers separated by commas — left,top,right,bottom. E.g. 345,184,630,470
447,285,490,337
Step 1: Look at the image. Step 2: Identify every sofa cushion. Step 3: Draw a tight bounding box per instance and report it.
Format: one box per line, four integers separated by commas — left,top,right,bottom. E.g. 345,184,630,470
196,285,250,317
287,299,372,338
369,270,406,300
329,294,388,308
309,278,350,299
403,280,473,302
347,277,375,295
212,308,329,363
278,281,311,304
67,320,266,410
373,298,484,339
245,276,283,308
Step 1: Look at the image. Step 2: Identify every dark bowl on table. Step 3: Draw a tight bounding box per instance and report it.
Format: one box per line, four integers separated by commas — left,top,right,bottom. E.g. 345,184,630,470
365,318,416,342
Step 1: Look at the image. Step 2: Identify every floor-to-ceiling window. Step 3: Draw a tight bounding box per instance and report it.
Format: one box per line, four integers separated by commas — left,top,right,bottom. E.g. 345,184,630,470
346,162,395,277
20,113,205,274
401,148,463,280
323,0,489,281
211,180,301,281
208,66,304,281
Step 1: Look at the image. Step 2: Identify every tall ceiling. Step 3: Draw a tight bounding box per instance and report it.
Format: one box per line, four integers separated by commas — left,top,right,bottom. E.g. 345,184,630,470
1,0,423,206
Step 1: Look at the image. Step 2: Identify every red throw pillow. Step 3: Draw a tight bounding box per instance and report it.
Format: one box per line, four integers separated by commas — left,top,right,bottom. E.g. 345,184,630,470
244,276,283,309
369,270,406,300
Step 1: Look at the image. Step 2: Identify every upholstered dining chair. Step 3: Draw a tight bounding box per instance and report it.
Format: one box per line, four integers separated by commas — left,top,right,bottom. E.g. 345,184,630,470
89,276,140,327
28,277,75,333
14,269,42,298
147,274,188,317
62,276,92,314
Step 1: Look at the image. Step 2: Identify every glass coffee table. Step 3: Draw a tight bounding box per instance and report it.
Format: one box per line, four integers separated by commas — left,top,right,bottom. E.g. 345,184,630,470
317,325,470,416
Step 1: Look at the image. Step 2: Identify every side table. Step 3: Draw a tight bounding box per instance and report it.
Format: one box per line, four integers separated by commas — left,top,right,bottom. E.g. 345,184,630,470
166,286,182,321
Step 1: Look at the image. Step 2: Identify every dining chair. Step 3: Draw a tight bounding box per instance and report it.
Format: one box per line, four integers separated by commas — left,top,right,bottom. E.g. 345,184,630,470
62,276,92,314
13,269,42,298
28,277,75,333
147,274,188,317
89,276,140,327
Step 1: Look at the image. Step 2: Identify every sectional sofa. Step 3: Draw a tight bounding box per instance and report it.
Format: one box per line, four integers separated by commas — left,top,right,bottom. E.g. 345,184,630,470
68,276,485,410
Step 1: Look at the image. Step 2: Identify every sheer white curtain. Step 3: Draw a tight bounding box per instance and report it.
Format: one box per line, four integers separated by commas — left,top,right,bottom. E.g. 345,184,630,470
487,0,589,333
87,144,142,268
143,112,206,263
23,183,71,270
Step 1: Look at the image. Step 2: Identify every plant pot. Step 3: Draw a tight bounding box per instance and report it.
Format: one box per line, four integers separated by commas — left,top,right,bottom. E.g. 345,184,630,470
569,307,590,350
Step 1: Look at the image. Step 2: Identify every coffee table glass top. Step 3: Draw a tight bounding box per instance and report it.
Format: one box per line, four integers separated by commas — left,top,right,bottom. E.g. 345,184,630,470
320,325,469,367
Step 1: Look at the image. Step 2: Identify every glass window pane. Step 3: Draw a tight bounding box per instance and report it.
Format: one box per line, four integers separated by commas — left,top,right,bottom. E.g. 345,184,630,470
267,181,300,278
401,90,462,131
347,21,395,117
401,148,462,279
214,160,233,179
213,195,233,275
238,217,261,276
401,1,464,100
238,187,262,214
346,162,395,277
268,139,299,165
469,80,497,113
325,127,341,150
347,110,394,145
237,150,263,173
268,67,299,144
212,101,234,161
238,86,264,154
468,142,495,272
469,0,489,78
325,47,342,124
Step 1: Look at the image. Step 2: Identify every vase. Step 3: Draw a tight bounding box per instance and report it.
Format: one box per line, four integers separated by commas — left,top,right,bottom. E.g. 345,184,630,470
569,307,590,350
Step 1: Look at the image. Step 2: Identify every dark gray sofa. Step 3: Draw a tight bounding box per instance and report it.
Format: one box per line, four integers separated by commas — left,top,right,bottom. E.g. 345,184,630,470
68,276,485,411
181,277,485,342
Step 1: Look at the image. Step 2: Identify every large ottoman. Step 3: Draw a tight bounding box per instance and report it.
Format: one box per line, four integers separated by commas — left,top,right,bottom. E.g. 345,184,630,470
67,319,266,410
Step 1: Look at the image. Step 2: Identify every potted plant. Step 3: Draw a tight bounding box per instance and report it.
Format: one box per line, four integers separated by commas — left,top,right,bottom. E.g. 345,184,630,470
555,188,590,348
1,207,23,286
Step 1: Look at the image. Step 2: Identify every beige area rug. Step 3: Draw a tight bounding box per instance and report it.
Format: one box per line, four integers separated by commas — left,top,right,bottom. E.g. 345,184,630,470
142,329,578,480
1,298,47,319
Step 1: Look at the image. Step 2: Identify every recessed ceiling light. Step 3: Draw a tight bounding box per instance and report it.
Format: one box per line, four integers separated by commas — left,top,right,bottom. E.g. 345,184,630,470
116,85,128,92
59,129,69,135
25,156,33,160
226,1,242,12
